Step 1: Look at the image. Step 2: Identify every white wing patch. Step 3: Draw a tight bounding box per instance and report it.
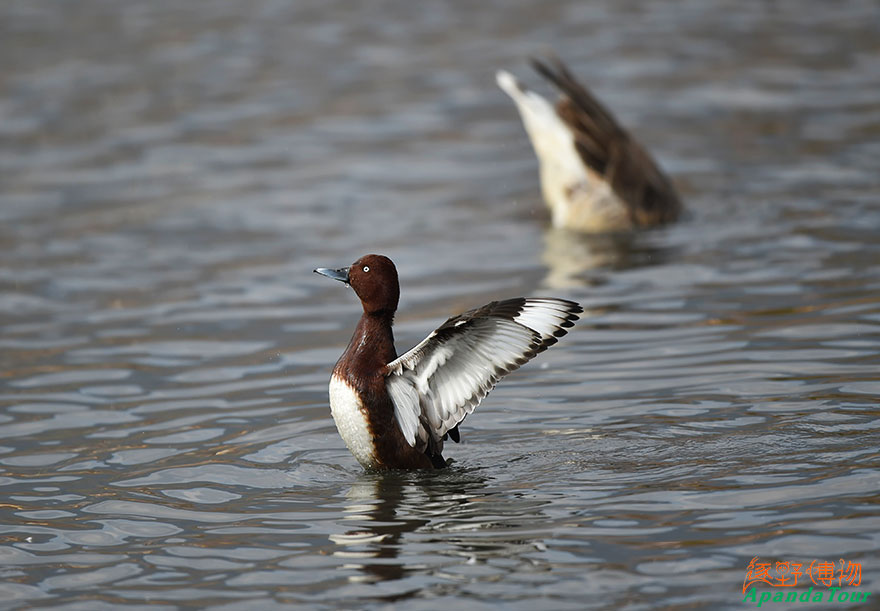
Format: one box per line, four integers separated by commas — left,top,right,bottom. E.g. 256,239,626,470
386,375,421,445
513,298,582,341
385,298,581,455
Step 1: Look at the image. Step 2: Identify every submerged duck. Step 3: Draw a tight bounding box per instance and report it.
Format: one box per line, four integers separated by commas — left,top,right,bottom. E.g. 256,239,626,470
497,56,682,232
315,254,581,469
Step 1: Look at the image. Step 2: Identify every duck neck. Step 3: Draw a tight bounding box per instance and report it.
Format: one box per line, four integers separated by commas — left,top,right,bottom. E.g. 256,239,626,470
340,310,397,375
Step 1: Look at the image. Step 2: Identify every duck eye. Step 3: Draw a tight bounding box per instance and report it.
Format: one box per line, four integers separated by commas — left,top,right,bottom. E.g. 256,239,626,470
363,266,370,272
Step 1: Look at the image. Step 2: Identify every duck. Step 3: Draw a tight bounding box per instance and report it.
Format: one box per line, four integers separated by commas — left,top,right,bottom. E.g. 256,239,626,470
314,254,581,469
496,56,682,232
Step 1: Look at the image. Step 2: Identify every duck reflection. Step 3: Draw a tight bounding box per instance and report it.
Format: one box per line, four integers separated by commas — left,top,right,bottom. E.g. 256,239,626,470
541,226,672,289
330,468,526,583
330,472,425,582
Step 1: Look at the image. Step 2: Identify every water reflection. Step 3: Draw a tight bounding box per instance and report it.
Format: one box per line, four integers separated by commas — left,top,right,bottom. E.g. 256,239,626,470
333,474,428,583
332,470,490,583
331,467,566,591
541,226,675,288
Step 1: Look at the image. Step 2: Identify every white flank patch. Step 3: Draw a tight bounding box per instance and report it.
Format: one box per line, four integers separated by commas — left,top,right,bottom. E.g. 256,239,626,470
328,375,377,468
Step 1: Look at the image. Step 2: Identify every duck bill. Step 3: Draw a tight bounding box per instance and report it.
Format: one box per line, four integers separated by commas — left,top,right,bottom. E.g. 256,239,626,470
314,266,350,284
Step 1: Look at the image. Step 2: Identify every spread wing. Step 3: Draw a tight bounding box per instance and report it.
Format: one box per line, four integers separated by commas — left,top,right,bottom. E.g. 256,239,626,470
531,55,682,226
384,298,581,456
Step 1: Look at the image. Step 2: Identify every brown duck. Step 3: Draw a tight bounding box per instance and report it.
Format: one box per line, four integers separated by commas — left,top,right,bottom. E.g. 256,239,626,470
497,56,682,232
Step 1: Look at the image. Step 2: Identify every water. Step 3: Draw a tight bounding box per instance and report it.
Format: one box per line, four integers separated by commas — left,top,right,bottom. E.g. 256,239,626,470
1,1,879,609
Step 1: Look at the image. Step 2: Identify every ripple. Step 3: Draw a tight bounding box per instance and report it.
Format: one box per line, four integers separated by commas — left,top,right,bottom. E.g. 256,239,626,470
107,448,183,465
41,563,143,591
0,547,125,567
83,501,252,524
0,409,141,439
162,488,242,504
114,464,306,490
68,340,273,360
0,452,76,467
145,428,226,444
11,369,132,389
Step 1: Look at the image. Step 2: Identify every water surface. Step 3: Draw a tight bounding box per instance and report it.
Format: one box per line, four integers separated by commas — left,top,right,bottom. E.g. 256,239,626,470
1,1,879,609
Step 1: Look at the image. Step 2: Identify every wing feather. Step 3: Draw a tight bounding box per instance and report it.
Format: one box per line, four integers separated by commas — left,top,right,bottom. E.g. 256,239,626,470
385,298,581,454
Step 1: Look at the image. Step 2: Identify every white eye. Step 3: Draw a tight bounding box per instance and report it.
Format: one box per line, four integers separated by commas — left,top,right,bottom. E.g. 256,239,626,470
363,266,370,272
